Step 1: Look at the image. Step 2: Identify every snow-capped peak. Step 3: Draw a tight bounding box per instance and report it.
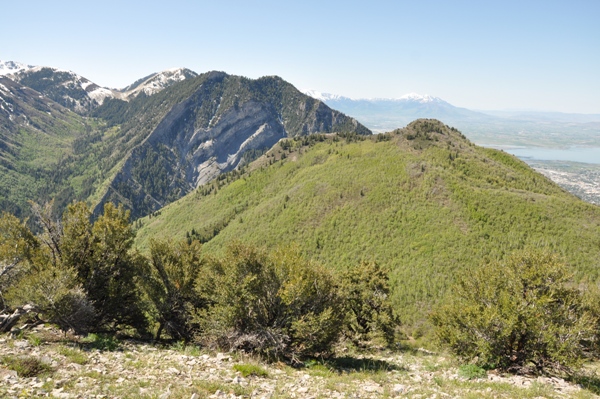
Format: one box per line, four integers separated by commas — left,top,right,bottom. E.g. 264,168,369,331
398,93,441,103
0,60,36,76
119,67,198,99
303,89,446,104
302,90,348,102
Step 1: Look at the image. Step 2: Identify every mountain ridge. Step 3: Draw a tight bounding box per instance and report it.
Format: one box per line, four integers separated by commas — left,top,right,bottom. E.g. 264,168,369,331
92,71,371,218
0,61,370,220
134,119,600,325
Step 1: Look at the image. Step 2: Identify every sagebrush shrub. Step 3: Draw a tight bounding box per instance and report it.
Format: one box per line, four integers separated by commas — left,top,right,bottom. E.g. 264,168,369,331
431,249,598,374
194,244,344,359
141,239,204,341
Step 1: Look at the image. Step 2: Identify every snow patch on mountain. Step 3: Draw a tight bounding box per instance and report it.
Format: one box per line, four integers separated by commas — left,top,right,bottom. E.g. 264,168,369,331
120,68,198,99
397,93,443,103
302,90,349,102
88,87,117,104
0,60,35,76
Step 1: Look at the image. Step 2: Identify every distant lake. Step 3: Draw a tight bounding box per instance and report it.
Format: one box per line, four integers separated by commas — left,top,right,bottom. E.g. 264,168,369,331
500,147,600,164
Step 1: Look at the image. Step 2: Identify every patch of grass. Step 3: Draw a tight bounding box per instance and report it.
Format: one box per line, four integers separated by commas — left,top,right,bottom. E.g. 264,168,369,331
194,380,252,397
1,355,53,378
58,346,88,365
80,333,120,351
233,363,269,378
569,373,600,395
27,334,43,347
304,360,333,378
458,363,487,380
170,340,186,352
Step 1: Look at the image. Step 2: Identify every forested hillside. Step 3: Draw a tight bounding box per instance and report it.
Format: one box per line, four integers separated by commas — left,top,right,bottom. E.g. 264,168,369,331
135,119,600,327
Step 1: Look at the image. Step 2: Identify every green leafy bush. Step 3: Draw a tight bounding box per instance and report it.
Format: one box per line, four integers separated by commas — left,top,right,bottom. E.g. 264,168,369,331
6,264,95,334
458,364,487,379
340,261,399,347
141,239,204,341
0,212,39,310
195,244,344,360
431,250,598,374
3,201,147,335
56,202,148,332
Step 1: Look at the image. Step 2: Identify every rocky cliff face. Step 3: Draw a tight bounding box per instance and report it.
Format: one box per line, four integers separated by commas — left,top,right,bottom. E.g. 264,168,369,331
96,72,371,218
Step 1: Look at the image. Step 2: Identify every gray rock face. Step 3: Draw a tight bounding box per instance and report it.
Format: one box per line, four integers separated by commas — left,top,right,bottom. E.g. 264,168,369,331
96,73,370,218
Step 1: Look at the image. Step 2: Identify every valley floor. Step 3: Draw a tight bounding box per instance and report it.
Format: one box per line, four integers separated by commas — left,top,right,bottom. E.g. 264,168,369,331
1,325,599,398
529,160,600,206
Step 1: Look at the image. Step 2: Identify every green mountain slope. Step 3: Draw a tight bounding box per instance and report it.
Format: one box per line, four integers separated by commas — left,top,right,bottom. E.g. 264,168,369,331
135,119,600,325
0,77,103,218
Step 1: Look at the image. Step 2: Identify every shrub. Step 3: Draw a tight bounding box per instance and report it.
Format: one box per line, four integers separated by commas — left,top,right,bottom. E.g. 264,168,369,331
431,249,598,374
0,212,39,310
60,202,148,333
458,364,487,379
194,244,344,360
340,261,399,347
5,264,95,334
233,363,269,377
1,355,53,377
3,202,147,335
141,239,204,341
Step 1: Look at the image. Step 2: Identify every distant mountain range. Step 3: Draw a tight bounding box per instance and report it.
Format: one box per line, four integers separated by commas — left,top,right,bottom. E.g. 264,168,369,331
0,60,369,220
303,90,600,148
1,61,200,113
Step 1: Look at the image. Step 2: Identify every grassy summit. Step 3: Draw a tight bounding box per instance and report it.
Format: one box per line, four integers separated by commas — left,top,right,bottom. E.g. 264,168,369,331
135,119,600,326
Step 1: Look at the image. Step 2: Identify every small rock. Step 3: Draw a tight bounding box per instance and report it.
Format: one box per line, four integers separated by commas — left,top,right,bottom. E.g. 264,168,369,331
216,352,230,361
232,376,244,384
362,382,382,393
392,384,406,394
0,369,18,379
13,340,29,348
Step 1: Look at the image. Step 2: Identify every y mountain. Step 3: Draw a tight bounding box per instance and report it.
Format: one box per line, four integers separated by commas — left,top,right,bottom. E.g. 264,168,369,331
0,61,370,220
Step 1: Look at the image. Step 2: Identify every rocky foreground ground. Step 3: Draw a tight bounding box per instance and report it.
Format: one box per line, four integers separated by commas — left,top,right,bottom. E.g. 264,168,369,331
1,324,599,399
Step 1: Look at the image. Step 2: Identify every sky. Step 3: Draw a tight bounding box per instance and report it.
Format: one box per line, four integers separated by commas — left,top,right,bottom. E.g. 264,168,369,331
1,0,598,113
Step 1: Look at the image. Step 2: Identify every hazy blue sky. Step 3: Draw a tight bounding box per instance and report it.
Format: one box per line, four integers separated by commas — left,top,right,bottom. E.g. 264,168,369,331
2,0,598,113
